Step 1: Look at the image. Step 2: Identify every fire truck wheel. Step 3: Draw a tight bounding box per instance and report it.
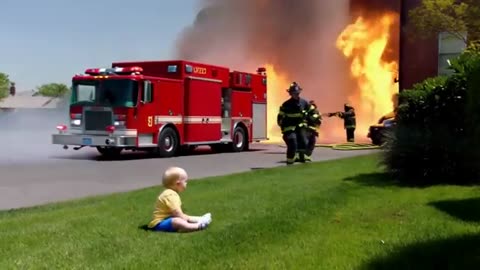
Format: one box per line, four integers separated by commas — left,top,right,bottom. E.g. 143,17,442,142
157,127,179,157
231,126,248,152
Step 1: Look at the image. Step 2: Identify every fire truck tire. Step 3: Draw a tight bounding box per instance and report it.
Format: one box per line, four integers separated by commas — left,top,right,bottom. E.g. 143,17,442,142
96,146,122,157
231,126,248,152
157,127,179,158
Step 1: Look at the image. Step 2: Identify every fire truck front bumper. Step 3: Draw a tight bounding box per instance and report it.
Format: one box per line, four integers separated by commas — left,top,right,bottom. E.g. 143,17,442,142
52,133,137,148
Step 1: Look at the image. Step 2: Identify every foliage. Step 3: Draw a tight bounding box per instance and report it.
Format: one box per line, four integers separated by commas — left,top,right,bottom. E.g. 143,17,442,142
448,40,480,73
461,42,480,177
0,72,10,101
408,0,480,44
36,83,70,97
2,154,480,269
382,43,480,185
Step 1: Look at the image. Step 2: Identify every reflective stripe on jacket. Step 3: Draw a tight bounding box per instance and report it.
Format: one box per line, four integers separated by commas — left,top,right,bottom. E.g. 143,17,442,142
277,98,309,133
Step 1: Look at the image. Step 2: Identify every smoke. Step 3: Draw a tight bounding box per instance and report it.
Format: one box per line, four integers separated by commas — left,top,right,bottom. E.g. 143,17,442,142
175,0,353,142
0,107,70,164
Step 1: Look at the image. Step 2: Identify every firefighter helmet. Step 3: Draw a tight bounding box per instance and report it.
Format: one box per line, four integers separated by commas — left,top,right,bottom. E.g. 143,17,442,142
287,82,302,94
344,103,353,111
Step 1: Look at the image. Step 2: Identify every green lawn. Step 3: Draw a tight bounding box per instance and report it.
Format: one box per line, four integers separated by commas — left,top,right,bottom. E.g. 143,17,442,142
2,154,480,269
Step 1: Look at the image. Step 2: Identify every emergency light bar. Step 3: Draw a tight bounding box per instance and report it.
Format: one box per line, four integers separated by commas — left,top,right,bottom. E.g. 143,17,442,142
257,67,266,75
84,66,143,75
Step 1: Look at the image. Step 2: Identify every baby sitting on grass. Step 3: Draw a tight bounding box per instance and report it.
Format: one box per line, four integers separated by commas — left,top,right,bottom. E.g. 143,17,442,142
147,166,212,232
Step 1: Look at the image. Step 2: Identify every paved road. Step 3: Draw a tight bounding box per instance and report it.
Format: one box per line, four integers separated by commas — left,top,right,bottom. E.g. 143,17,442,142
0,144,377,210
0,108,378,210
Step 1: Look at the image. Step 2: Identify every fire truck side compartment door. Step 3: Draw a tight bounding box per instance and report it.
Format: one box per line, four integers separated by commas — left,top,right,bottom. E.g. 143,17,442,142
135,80,156,146
221,88,232,135
231,90,253,141
184,77,222,143
253,103,267,140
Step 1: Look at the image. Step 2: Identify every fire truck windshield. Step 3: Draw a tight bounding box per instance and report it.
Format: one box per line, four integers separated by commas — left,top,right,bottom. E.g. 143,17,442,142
71,79,139,107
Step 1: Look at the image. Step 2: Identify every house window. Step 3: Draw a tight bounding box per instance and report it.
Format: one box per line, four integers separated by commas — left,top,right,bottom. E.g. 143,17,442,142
437,32,467,76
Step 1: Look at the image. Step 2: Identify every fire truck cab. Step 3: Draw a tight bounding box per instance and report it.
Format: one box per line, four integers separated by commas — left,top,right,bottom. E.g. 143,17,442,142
52,60,268,157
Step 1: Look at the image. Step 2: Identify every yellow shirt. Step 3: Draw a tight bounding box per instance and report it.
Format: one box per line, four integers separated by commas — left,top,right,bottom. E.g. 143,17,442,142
147,188,182,228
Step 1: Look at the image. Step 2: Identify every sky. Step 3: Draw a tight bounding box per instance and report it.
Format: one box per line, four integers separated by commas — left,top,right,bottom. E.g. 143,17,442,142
0,0,199,92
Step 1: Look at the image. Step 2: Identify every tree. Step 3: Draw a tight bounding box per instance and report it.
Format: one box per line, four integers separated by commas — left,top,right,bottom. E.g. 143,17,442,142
0,72,10,101
36,83,70,98
408,0,480,45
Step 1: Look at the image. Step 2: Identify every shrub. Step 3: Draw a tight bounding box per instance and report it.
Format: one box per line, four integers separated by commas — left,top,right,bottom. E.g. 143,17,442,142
462,42,480,178
382,44,480,185
0,72,10,100
37,83,70,97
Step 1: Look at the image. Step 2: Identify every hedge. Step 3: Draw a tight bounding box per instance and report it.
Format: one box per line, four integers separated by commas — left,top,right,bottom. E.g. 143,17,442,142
382,43,480,185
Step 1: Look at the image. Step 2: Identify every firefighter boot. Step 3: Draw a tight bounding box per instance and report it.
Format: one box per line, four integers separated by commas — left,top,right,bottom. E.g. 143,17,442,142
295,151,306,163
287,153,298,165
304,155,312,162
284,132,298,165
346,128,355,142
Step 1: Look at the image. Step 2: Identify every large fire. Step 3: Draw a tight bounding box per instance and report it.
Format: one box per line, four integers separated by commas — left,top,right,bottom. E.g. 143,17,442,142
265,64,290,142
335,13,399,134
265,13,399,143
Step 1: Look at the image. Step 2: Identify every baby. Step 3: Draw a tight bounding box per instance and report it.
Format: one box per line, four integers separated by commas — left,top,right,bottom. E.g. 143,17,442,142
147,166,212,232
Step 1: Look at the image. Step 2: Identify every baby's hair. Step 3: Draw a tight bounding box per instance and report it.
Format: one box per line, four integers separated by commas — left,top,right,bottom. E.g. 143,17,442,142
162,166,187,188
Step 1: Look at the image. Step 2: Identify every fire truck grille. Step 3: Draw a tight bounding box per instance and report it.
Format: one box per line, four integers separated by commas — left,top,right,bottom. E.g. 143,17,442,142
84,110,113,131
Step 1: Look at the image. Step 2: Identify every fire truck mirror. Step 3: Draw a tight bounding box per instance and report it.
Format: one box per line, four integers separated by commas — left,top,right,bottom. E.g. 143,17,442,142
142,81,153,104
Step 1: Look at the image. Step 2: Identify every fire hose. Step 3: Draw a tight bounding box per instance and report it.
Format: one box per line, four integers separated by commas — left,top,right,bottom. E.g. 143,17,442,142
315,142,383,150
277,142,383,150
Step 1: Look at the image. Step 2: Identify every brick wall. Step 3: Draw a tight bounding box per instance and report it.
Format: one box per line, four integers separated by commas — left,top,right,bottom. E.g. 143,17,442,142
399,0,439,91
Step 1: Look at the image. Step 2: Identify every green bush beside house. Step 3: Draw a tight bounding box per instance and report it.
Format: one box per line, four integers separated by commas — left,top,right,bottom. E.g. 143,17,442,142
382,43,480,185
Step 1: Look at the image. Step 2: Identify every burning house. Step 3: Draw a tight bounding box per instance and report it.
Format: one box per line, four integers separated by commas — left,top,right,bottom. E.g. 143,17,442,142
174,0,464,143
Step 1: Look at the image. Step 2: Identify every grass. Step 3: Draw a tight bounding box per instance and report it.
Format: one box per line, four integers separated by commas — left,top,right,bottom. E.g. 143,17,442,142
2,154,480,269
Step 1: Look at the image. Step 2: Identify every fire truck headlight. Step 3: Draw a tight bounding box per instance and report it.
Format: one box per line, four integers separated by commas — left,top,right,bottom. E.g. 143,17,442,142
71,119,81,126
114,121,125,126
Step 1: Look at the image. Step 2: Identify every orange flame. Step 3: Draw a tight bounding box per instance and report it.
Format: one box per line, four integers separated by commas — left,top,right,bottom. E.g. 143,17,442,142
265,64,290,142
335,13,399,133
264,13,399,143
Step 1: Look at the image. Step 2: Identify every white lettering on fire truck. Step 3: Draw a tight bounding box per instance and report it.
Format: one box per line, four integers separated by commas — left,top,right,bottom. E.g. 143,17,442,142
183,116,222,124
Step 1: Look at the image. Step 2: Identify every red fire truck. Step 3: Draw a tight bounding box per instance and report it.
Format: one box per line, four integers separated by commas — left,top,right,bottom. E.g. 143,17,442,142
52,60,268,157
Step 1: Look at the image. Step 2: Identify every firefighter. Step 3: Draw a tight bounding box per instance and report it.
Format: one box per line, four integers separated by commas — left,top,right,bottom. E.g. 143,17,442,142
277,82,310,165
331,103,356,142
305,100,322,161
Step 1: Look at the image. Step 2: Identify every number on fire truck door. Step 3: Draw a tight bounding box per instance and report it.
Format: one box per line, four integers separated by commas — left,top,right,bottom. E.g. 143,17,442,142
147,116,153,127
